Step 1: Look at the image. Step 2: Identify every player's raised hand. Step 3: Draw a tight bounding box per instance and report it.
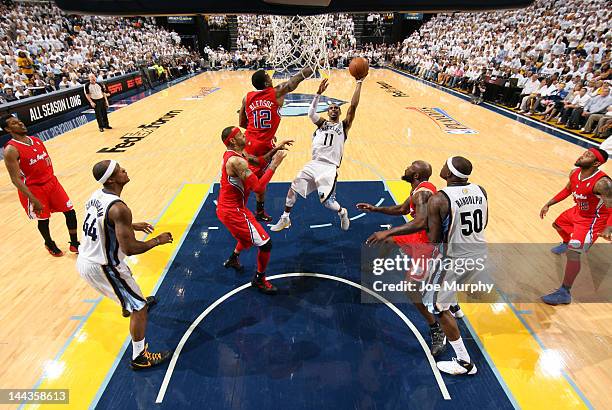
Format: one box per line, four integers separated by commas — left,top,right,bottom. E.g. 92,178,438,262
271,150,287,169
356,203,376,212
276,139,294,150
133,222,154,233
317,79,329,95
539,204,549,219
155,232,173,245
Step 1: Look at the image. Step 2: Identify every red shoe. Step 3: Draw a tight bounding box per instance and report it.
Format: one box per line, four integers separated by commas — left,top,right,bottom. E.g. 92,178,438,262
45,242,64,257
255,211,272,222
251,274,277,295
69,241,80,253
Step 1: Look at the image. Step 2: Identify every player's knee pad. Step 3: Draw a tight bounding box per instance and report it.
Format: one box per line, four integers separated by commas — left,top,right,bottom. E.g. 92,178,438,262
259,240,272,253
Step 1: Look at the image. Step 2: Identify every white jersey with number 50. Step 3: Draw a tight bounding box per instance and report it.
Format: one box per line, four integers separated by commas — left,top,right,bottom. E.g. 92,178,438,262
312,120,346,167
440,183,488,258
77,189,126,266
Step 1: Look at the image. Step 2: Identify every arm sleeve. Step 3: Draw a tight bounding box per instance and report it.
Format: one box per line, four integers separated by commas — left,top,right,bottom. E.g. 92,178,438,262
308,94,321,124
244,168,275,194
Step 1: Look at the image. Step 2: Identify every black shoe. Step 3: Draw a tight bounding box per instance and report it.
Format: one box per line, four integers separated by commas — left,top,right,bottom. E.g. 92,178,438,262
45,241,64,257
255,211,272,222
223,256,245,273
122,295,158,317
105,126,113,129
130,344,172,370
99,128,104,132
251,274,277,295
430,324,447,357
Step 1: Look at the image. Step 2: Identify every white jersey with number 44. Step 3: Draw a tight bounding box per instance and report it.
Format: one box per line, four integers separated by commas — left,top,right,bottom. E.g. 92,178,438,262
77,189,126,266
312,120,346,167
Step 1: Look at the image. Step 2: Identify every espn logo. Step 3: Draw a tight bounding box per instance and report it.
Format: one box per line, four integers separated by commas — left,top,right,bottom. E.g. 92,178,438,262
108,83,123,94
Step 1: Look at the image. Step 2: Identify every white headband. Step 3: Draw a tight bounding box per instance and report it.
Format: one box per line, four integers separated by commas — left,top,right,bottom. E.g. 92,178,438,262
97,160,117,184
447,157,470,179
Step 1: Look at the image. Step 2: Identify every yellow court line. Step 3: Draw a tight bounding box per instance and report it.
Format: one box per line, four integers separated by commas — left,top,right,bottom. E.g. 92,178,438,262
385,180,588,409
28,183,209,409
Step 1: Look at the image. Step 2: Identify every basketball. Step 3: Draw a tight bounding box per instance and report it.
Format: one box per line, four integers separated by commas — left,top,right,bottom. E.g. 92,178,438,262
349,57,369,79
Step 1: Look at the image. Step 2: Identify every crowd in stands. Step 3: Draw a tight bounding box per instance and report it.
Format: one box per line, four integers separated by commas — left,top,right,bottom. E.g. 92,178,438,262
207,15,227,29
0,1,198,105
393,0,611,138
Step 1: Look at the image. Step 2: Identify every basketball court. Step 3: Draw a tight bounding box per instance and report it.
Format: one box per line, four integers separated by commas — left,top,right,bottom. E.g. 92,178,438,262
1,66,610,409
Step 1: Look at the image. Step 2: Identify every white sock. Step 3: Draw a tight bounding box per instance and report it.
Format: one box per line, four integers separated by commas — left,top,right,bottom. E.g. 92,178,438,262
132,338,145,359
449,337,470,363
281,211,291,219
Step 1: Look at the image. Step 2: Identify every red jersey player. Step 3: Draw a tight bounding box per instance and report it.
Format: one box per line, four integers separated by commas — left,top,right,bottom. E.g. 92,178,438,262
540,147,611,305
2,114,79,256
238,67,315,222
358,160,453,357
216,126,291,294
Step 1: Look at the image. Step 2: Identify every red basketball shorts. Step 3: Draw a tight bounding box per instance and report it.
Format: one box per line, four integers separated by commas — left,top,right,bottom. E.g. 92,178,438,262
217,206,270,249
19,176,73,220
554,207,608,253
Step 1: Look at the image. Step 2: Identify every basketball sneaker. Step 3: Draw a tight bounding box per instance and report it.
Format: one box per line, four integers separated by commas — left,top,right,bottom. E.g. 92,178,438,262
436,358,477,375
541,287,571,305
339,208,350,231
45,241,63,257
450,304,464,319
251,273,277,295
223,254,245,273
69,241,80,253
130,343,172,370
430,324,447,357
255,211,272,222
270,215,291,232
550,243,568,254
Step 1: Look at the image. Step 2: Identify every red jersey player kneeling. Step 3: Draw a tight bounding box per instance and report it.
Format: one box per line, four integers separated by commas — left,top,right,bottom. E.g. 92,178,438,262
540,147,611,305
2,114,79,256
216,126,292,295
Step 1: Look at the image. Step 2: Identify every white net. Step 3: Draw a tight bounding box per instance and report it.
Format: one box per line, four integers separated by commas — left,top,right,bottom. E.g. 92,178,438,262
268,15,330,74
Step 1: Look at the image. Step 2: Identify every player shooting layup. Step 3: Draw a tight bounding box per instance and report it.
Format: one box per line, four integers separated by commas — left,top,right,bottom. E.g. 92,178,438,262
270,75,365,232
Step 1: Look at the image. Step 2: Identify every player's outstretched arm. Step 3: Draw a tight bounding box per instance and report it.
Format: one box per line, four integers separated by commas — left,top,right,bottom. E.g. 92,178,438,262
238,96,248,128
366,191,432,245
343,78,365,132
3,145,43,213
308,79,328,127
229,152,286,194
275,66,315,99
540,174,572,219
110,202,173,255
594,176,612,240
357,197,410,215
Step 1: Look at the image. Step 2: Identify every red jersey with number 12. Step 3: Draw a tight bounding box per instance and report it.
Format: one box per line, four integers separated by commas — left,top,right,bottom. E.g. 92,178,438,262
4,136,54,186
569,168,610,218
245,87,281,145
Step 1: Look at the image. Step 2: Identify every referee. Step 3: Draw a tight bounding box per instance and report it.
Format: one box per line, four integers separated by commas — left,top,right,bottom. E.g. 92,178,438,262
84,73,112,132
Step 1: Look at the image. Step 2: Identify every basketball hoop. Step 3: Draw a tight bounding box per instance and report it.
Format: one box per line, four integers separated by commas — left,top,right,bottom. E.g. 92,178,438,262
268,14,330,75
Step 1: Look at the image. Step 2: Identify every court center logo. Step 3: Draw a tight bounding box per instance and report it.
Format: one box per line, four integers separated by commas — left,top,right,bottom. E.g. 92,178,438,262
407,107,478,135
281,93,347,117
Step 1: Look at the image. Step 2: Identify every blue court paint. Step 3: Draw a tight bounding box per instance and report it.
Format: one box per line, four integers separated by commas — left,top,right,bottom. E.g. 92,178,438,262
95,182,512,409
516,310,533,315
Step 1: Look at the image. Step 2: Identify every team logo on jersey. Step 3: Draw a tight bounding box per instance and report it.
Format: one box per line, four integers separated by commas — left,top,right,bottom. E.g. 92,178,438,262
407,107,478,135
281,94,347,117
